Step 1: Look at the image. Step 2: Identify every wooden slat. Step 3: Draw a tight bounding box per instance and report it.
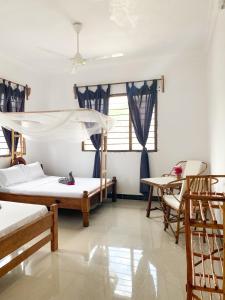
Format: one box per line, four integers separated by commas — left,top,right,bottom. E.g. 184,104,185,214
0,213,52,259
0,235,51,278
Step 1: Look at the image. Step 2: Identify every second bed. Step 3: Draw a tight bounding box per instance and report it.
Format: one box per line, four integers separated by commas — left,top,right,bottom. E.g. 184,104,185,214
0,163,117,227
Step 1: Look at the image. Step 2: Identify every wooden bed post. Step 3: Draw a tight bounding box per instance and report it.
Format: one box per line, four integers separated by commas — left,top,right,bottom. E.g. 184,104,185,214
100,129,108,202
10,130,24,166
82,191,90,227
112,177,117,202
50,204,58,251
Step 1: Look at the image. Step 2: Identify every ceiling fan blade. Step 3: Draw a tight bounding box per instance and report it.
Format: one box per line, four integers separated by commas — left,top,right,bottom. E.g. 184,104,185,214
86,53,124,62
38,47,70,59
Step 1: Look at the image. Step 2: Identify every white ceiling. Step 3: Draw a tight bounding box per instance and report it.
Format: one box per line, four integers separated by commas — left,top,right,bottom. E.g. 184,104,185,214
0,0,214,73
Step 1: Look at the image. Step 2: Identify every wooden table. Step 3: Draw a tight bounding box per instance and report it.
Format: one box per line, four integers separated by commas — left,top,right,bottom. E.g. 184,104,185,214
141,176,181,217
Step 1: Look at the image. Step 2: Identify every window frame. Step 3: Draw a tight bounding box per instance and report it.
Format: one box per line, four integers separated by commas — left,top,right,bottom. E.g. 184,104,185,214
0,128,26,157
82,93,158,153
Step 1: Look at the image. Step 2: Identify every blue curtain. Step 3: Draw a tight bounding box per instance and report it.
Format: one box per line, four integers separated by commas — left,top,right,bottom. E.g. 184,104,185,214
0,80,25,153
75,85,110,178
126,80,157,194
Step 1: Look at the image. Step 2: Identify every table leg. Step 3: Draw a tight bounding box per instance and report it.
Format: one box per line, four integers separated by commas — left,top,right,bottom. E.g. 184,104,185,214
146,186,153,217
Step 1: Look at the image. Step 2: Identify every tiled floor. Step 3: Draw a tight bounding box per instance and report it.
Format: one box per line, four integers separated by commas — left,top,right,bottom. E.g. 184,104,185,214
0,200,187,300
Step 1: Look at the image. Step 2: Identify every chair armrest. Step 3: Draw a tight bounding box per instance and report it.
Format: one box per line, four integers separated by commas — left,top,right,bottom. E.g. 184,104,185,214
162,161,187,178
158,178,185,200
162,169,175,177
162,173,172,177
162,177,185,188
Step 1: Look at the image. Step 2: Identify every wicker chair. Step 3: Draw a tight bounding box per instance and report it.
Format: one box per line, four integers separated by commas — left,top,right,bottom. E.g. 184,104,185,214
159,160,207,244
145,160,188,217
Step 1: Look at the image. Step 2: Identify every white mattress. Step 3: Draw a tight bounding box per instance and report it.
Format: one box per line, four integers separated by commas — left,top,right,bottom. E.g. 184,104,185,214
0,201,48,238
0,176,111,198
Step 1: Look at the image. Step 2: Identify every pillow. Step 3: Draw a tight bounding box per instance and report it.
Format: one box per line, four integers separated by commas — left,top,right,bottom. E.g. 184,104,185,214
0,165,27,187
22,162,45,180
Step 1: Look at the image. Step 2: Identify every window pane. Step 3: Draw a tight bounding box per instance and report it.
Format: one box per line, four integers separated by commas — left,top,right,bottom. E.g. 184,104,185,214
0,128,25,157
0,128,9,156
108,95,129,151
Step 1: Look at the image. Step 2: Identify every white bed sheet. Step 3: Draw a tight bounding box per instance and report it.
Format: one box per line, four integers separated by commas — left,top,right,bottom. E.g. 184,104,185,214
0,201,48,238
0,176,111,198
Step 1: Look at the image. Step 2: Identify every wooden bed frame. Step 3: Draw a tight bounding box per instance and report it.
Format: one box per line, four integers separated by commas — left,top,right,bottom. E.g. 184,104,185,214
0,177,117,227
0,204,58,278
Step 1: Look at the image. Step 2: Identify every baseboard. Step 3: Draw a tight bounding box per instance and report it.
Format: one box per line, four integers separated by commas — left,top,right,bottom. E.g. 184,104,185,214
109,193,158,201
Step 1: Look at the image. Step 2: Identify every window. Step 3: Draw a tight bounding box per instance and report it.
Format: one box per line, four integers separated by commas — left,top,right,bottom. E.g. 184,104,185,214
0,128,9,156
0,128,26,157
83,94,157,152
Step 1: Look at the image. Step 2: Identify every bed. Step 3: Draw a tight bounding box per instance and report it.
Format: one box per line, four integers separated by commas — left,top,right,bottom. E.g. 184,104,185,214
0,201,58,278
0,163,117,227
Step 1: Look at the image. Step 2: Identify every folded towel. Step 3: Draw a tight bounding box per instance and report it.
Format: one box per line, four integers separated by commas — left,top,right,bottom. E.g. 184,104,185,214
58,171,75,185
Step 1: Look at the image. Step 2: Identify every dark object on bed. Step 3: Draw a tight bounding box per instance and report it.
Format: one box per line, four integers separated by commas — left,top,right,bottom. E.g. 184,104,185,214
10,156,26,166
0,204,58,278
69,172,75,184
58,171,75,185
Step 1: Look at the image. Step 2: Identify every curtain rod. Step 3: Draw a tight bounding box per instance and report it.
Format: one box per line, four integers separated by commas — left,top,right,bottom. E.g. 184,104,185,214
0,76,31,100
75,75,165,93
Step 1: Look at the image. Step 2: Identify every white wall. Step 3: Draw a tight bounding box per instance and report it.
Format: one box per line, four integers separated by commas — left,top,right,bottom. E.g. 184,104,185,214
37,52,209,194
207,9,225,174
0,54,49,168
0,50,210,195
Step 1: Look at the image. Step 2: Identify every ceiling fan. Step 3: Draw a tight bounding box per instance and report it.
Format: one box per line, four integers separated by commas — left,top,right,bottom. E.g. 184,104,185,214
71,22,124,72
41,22,124,73
71,22,87,70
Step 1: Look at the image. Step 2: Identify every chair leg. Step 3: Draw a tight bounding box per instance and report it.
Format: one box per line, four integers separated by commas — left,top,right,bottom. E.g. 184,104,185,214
203,209,207,243
175,210,181,244
165,206,171,231
167,207,171,228
146,186,153,218
194,212,199,230
162,202,169,231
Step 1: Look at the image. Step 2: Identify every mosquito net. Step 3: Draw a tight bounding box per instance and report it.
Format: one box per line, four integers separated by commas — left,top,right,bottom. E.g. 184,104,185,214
0,109,114,142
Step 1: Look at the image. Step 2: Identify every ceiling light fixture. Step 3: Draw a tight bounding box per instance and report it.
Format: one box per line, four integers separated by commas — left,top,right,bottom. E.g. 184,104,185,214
109,0,138,27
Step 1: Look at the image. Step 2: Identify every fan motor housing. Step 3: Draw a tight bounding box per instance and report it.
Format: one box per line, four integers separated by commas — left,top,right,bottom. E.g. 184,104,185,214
73,22,82,33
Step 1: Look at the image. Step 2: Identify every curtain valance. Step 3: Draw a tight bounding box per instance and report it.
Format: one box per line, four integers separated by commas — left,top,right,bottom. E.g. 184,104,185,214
0,80,26,152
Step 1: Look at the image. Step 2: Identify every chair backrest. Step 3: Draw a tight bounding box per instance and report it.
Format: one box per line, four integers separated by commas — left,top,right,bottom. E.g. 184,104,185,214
178,161,207,201
182,160,205,177
186,175,218,194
